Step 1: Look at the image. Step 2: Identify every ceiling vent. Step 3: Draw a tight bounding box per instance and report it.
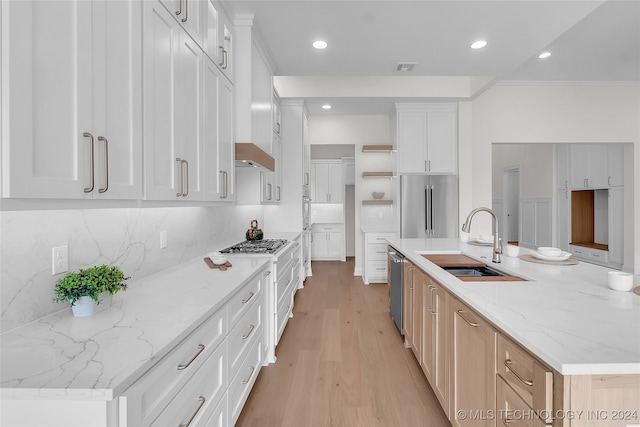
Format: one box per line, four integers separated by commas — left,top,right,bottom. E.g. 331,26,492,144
396,62,417,72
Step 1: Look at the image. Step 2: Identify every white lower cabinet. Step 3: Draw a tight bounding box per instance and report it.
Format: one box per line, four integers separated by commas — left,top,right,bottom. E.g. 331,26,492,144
362,232,396,284
569,244,609,267
311,224,344,261
120,265,268,427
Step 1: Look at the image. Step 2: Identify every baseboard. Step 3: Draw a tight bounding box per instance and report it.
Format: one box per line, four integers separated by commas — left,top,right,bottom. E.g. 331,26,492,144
353,267,362,276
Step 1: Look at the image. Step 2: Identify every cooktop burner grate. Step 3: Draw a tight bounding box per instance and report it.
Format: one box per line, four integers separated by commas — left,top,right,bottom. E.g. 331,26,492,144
219,239,288,254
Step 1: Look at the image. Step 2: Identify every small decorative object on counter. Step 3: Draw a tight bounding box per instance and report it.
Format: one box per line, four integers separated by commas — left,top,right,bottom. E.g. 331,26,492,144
371,191,385,199
53,265,129,317
245,219,264,241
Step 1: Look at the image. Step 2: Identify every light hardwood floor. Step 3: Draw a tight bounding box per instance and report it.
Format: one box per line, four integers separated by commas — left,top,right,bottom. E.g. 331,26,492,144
236,260,451,427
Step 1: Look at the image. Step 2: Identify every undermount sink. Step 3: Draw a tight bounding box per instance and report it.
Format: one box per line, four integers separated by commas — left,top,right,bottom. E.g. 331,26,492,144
442,266,505,277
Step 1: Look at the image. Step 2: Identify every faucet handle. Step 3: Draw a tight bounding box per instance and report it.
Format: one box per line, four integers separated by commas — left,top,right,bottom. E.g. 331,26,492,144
496,237,503,254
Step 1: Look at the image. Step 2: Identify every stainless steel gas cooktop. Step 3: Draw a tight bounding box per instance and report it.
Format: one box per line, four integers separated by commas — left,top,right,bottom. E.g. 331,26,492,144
219,239,288,254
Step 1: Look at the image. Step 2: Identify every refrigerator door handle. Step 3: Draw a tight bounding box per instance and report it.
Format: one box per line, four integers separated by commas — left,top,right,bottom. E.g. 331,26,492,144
424,186,429,235
429,185,434,234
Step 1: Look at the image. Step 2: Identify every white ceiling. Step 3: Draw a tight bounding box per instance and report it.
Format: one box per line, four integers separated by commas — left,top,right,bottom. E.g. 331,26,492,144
224,0,640,115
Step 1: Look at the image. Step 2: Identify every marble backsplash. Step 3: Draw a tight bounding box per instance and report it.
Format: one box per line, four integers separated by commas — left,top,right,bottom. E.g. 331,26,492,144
0,205,264,332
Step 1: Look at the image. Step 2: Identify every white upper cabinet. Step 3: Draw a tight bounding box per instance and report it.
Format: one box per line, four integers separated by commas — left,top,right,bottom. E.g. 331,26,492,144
158,0,205,48
607,144,624,187
570,144,608,189
395,104,457,174
311,161,342,203
556,144,570,191
204,0,233,82
2,0,142,199
143,0,204,200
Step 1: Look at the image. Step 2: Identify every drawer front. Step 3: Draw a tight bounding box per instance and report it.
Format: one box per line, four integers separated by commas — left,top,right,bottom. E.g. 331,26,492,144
366,233,395,244
276,263,294,307
497,334,553,418
497,377,548,427
275,240,299,274
366,259,388,280
588,247,608,263
367,242,389,261
229,336,262,425
228,270,264,327
122,308,227,426
201,394,227,427
228,302,262,379
151,339,227,427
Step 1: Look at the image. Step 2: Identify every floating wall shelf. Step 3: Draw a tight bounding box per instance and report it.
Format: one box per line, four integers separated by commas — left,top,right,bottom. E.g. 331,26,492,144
362,144,393,153
362,200,393,205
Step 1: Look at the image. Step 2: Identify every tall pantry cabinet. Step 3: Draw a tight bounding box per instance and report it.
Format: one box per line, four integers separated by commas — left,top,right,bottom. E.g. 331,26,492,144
1,1,142,199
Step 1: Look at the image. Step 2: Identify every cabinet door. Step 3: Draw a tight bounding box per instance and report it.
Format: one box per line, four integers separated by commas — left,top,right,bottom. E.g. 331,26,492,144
607,144,624,187
432,285,449,411
556,189,570,252
570,144,589,189
397,112,428,173
158,0,205,48
426,110,457,174
176,32,204,200
403,261,415,339
410,268,423,359
143,1,182,200
587,144,608,188
217,13,234,82
608,187,624,266
556,144,570,191
326,232,343,259
218,76,235,201
303,113,310,186
203,56,222,201
2,1,92,198
91,0,143,199
328,162,343,202
314,163,330,202
311,232,326,259
451,298,496,427
421,279,436,382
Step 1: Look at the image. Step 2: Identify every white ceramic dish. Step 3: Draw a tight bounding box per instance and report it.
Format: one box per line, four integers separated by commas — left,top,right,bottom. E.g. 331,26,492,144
607,271,633,292
537,246,562,257
504,245,520,257
474,237,494,245
532,251,572,262
210,257,227,265
371,192,385,199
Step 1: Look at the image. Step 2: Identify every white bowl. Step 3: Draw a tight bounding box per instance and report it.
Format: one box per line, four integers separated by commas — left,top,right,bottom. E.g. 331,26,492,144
504,245,520,257
211,258,227,265
207,251,222,258
371,192,385,199
537,247,562,257
479,234,493,242
608,271,633,292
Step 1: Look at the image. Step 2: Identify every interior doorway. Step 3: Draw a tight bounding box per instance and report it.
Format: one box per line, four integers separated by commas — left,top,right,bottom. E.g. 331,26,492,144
502,167,520,244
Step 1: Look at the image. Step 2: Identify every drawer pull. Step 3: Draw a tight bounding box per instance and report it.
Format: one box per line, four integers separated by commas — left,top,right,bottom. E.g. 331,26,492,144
242,324,255,340
504,359,534,386
242,292,255,304
177,344,205,370
456,310,478,327
178,396,205,427
242,366,256,385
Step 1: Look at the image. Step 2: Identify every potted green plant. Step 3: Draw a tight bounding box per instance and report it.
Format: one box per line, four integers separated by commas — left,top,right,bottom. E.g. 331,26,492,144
54,265,129,317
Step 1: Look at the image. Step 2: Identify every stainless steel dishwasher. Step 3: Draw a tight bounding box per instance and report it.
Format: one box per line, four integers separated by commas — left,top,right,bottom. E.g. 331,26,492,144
387,246,404,334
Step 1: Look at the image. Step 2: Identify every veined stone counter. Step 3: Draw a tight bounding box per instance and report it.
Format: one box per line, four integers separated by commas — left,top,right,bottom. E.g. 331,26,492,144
387,238,640,375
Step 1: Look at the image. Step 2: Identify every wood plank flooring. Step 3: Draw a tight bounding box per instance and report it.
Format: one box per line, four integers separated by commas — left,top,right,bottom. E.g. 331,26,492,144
236,260,451,427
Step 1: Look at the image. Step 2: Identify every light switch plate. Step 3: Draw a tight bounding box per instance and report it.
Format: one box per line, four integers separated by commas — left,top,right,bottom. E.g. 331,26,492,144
52,246,68,275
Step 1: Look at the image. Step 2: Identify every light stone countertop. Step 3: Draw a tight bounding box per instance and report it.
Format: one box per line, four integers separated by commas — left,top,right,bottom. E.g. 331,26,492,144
387,238,640,376
0,255,272,400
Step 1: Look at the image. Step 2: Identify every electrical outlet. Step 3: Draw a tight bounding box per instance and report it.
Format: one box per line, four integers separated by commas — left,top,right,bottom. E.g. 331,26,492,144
52,246,68,275
160,231,167,249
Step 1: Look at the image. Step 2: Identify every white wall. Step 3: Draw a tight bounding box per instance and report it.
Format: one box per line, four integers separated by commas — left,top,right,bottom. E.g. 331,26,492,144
492,143,556,200
308,115,391,276
469,83,640,272
0,205,262,332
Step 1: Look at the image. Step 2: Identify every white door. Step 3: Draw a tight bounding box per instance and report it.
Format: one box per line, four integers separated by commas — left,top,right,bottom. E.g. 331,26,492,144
397,112,427,174
503,168,520,244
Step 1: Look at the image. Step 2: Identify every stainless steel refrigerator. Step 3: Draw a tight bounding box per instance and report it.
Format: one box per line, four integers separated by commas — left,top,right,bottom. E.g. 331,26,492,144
400,175,459,238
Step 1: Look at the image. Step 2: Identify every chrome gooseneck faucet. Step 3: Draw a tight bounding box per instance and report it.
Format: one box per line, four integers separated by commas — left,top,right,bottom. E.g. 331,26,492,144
462,207,503,263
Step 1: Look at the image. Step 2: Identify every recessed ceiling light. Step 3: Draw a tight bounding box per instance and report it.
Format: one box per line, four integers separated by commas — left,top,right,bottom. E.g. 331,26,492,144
470,40,488,49
538,51,551,59
313,40,328,49
322,104,332,110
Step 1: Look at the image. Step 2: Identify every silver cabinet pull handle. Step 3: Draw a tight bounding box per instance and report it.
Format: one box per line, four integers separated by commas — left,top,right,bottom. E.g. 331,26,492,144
182,159,189,197
242,324,255,340
218,46,224,67
175,0,182,16
83,132,95,193
97,136,109,193
242,366,255,385
178,396,205,427
222,49,228,70
456,310,478,327
223,171,229,198
267,183,272,200
608,176,611,186
242,291,255,304
277,185,281,201
504,359,534,386
424,160,427,172
176,158,184,197
181,0,188,22
177,344,205,370
428,160,431,171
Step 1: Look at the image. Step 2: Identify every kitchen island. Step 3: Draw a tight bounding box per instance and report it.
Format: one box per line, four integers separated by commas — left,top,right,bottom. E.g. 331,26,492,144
389,237,640,427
